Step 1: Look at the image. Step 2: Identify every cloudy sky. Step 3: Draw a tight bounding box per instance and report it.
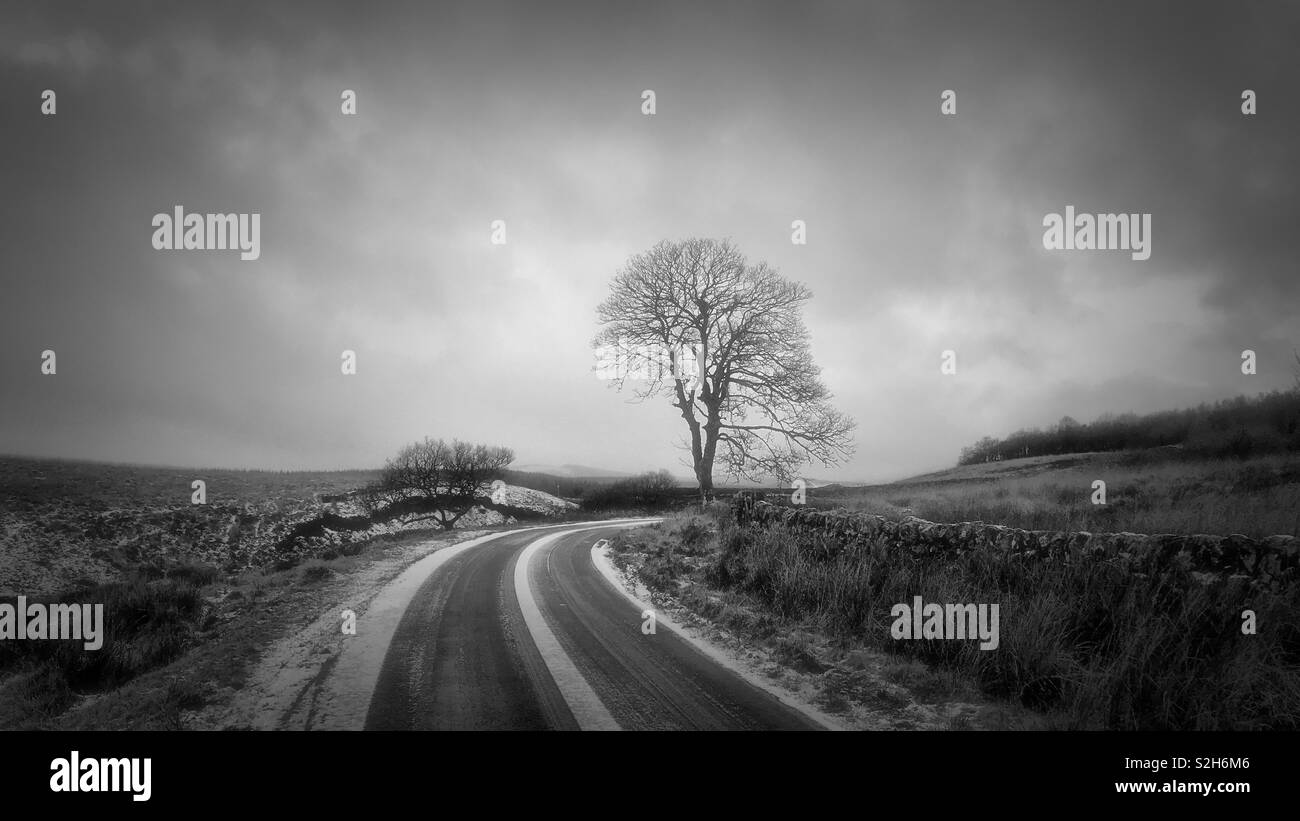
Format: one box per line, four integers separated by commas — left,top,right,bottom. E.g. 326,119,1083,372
2,0,1297,482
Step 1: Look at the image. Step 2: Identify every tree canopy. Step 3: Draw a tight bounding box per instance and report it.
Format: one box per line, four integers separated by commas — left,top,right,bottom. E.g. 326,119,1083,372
594,237,855,494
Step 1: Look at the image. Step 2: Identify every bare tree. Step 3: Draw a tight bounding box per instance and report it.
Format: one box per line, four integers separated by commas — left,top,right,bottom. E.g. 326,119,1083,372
365,438,515,529
594,238,855,497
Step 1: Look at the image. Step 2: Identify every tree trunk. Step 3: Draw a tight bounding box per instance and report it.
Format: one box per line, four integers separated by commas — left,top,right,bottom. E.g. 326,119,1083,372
695,462,714,504
695,428,720,504
695,402,722,504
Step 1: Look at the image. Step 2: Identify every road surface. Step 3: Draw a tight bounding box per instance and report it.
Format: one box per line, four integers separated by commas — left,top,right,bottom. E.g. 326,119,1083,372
362,522,823,730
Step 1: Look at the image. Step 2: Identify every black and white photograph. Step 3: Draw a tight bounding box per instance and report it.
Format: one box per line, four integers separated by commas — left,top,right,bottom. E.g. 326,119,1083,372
1,0,1295,804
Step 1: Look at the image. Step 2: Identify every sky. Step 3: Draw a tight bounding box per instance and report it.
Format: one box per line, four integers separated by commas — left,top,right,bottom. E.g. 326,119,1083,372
1,0,1297,483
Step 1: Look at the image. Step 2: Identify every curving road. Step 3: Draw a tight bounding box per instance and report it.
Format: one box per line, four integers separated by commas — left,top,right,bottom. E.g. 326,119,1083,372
362,522,824,731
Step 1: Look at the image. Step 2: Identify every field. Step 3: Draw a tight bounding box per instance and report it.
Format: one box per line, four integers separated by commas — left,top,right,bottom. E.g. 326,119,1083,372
0,457,379,511
0,454,583,728
814,449,1300,539
0,456,574,598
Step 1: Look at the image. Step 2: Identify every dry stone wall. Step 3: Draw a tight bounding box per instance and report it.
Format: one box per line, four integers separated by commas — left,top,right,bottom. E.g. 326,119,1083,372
732,495,1300,589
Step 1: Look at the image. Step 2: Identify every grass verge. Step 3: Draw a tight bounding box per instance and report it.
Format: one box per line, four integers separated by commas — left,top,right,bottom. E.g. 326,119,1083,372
608,507,1300,730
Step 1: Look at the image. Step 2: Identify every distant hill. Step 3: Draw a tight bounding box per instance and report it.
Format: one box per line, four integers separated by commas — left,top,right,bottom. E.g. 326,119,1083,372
501,467,631,499
959,390,1300,466
513,463,635,479
807,447,1300,538
507,464,704,497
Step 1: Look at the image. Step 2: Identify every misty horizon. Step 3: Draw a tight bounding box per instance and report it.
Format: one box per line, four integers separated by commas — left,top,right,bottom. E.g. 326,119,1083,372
2,374,1290,486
